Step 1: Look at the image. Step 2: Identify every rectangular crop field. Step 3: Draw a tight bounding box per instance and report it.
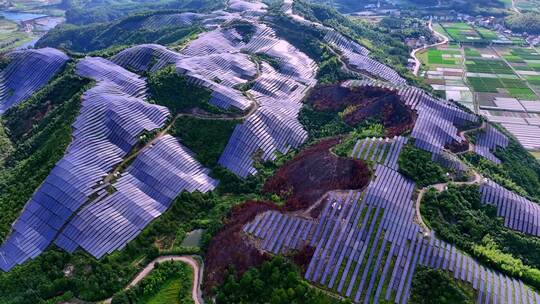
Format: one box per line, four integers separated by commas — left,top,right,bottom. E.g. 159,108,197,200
441,22,483,43
426,49,461,65
466,58,515,74
507,88,537,100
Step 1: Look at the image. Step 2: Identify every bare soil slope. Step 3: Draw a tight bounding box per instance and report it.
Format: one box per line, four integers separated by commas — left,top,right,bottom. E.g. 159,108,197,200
306,84,416,137
264,138,371,213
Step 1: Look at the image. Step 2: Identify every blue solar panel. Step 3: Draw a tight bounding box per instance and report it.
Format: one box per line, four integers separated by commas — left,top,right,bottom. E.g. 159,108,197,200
0,48,69,114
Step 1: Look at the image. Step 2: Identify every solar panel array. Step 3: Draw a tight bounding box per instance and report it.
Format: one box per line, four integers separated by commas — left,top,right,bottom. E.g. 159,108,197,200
0,58,170,271
242,210,314,254
323,31,407,85
280,0,406,85
0,47,69,114
216,25,318,177
480,179,540,237
112,43,256,111
112,44,183,73
139,12,205,29
412,98,476,155
475,125,509,164
351,136,408,170
432,151,468,173
113,20,318,179
55,135,217,257
244,164,540,303
342,79,478,157
228,0,267,14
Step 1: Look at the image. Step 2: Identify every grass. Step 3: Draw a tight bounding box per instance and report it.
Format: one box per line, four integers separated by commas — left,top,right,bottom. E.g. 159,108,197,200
145,276,194,304
508,87,537,100
465,48,481,57
146,279,183,304
530,151,540,159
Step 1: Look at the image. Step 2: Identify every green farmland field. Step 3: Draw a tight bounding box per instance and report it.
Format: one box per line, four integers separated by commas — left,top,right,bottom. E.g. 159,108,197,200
467,76,533,96
426,49,460,65
466,59,515,74
507,87,537,100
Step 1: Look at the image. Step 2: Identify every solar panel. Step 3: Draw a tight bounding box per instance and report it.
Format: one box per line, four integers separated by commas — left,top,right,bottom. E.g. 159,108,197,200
0,48,69,114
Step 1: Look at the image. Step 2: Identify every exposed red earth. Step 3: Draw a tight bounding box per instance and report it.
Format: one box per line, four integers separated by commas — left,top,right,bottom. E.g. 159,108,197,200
306,84,416,137
205,138,373,292
264,138,371,213
446,139,470,153
203,200,278,294
291,245,316,274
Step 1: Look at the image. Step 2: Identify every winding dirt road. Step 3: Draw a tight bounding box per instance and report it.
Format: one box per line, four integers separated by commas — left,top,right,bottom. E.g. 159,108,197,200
415,122,487,235
410,19,450,76
101,255,203,304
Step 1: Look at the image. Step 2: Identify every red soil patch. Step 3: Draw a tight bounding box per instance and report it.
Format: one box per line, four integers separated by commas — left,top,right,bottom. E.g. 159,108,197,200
291,245,316,274
306,84,416,137
203,201,279,294
263,138,371,213
446,139,469,153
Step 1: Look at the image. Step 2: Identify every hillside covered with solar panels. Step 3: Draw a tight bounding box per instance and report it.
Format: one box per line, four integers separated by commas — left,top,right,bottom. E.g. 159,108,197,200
1,0,540,303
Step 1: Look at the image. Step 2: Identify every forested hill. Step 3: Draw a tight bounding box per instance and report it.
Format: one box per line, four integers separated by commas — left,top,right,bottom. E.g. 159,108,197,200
36,11,203,53
60,0,226,25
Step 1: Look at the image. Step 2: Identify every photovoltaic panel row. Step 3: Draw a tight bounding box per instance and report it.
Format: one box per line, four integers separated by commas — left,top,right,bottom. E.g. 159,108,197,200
0,58,169,271
475,125,509,164
55,135,217,258
342,79,478,157
0,47,69,114
480,179,540,237
243,164,540,303
351,136,408,170
243,210,314,254
280,3,406,85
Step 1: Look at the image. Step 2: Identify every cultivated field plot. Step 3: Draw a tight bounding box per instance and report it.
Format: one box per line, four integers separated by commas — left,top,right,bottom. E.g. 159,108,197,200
0,18,35,52
420,43,540,152
419,45,474,109
464,46,540,151
439,22,521,45
440,22,483,43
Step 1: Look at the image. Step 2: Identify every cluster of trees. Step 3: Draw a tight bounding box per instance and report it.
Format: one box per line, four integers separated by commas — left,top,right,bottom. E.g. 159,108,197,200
169,117,240,168
111,261,193,304
147,66,219,115
410,266,474,304
224,20,256,43
215,256,344,304
506,13,540,35
398,144,448,187
269,12,352,85
299,104,352,141
333,122,384,157
421,185,540,290
464,134,540,202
